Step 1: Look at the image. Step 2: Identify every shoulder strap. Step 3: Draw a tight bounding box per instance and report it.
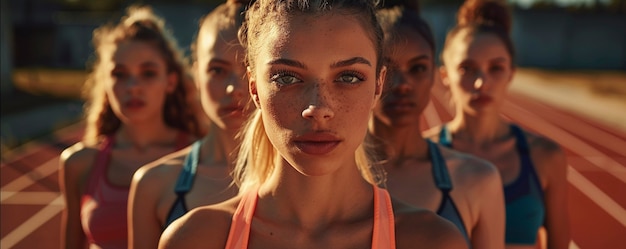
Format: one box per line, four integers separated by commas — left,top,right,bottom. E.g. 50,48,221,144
225,187,258,249
174,140,201,194
85,136,114,195
372,186,396,249
428,140,453,192
438,125,453,148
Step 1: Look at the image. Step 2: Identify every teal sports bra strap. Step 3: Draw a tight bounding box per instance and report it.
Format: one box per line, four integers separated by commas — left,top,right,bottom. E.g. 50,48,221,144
428,140,452,192
174,140,201,193
439,125,453,148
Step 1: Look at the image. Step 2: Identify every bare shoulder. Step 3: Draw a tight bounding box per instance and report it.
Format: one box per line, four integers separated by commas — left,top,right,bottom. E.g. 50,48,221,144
133,147,191,185
523,130,567,181
439,145,500,186
422,125,444,142
393,200,468,249
159,196,241,249
60,142,99,173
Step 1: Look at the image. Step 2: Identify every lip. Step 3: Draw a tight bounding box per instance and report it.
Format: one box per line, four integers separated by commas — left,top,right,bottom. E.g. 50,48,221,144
383,99,416,113
293,132,342,155
218,104,245,117
125,98,145,109
470,95,493,105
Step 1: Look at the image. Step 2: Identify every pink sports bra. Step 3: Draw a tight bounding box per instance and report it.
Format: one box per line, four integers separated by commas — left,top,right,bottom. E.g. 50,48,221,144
80,134,188,248
225,186,396,249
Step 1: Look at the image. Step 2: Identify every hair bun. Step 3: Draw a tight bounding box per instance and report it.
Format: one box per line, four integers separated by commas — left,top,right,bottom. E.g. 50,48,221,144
457,0,511,33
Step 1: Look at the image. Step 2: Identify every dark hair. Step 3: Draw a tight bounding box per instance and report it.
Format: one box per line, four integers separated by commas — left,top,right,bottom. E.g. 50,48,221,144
377,6,435,58
83,5,203,145
441,0,515,65
239,0,385,77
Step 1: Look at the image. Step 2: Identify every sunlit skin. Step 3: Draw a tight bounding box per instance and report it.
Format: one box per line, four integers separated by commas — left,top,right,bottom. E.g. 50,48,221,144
426,29,570,249
128,9,247,249
107,40,177,125
159,12,467,249
194,23,249,131
60,40,192,249
371,25,505,249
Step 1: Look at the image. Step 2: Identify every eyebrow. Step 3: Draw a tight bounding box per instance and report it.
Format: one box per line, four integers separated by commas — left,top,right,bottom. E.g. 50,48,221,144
489,57,508,63
139,61,160,68
408,54,430,64
267,58,307,69
331,57,372,68
209,58,231,65
266,57,373,69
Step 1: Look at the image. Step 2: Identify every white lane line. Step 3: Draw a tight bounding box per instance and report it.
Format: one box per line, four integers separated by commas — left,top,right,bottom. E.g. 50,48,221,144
503,101,626,184
569,240,581,249
568,166,626,228
1,191,61,205
0,195,64,248
508,94,626,157
0,157,59,201
423,100,443,129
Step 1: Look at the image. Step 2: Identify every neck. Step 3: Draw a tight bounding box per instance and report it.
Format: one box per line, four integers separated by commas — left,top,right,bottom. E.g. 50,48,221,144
116,121,176,151
200,123,239,165
369,117,429,163
449,110,509,145
257,158,374,232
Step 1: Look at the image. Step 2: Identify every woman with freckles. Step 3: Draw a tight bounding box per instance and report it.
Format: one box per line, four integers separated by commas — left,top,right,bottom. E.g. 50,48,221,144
159,0,467,248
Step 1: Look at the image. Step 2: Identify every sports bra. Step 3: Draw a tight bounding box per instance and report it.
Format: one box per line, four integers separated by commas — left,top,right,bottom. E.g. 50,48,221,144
80,133,188,248
439,124,545,245
224,186,396,249
164,140,202,228
427,140,471,246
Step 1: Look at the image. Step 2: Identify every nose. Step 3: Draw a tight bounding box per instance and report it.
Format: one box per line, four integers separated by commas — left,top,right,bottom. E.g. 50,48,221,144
301,84,334,121
391,72,412,95
473,76,484,92
225,74,246,99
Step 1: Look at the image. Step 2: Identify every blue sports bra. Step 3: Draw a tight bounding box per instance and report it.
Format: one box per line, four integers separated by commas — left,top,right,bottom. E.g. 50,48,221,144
439,124,545,245
427,140,471,246
163,140,201,229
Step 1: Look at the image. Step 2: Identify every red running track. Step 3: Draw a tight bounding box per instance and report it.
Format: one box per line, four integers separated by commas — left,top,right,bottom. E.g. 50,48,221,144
1,85,625,248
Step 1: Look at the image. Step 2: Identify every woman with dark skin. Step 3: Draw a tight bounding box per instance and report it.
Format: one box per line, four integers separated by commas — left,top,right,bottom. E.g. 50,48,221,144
425,1,570,248
371,6,505,249
159,1,467,248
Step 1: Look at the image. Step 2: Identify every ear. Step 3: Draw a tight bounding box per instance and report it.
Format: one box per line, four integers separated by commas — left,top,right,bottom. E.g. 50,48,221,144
191,61,201,89
167,72,178,93
376,66,387,97
247,67,260,109
439,66,450,88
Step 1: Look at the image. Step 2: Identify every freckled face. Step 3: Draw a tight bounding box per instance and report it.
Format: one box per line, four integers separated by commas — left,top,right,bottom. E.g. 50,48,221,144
249,13,382,176
195,24,250,131
374,25,434,128
442,31,514,115
105,40,176,124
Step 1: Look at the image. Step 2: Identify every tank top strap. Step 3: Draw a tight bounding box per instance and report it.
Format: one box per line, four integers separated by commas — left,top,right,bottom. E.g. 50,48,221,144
173,140,201,194
427,140,453,193
438,124,453,148
225,187,258,249
85,136,114,195
372,186,396,249
509,124,544,201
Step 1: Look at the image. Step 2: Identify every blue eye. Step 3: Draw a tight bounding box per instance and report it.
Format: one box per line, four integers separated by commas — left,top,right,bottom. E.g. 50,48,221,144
270,71,301,86
336,71,365,84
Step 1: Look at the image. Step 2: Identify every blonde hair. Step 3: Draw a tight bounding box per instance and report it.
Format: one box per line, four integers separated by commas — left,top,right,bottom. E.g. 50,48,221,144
82,5,202,146
233,0,386,192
